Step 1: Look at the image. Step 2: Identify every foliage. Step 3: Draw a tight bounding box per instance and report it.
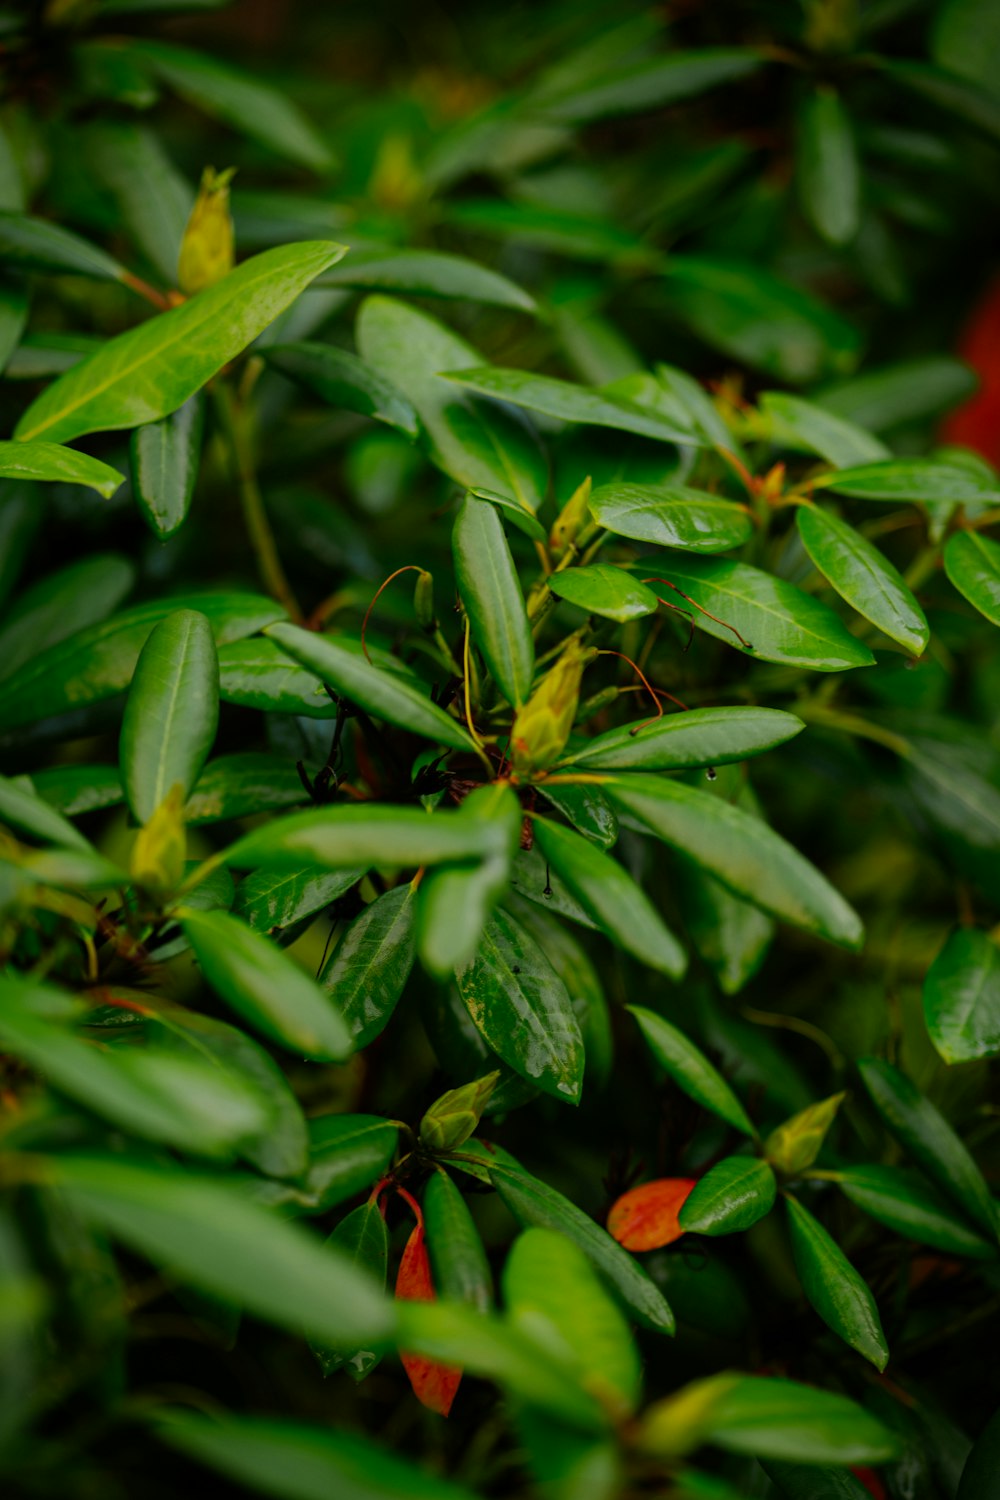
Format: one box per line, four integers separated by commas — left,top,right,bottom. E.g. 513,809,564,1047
1,0,1000,1496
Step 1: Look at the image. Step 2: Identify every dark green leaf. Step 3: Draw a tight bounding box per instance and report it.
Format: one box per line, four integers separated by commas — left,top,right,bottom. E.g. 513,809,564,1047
814,460,1000,505
295,1115,399,1215
263,343,419,437
185,753,305,825
234,866,365,935
628,1005,753,1135
797,505,929,656
838,1164,997,1260
762,1460,881,1498
0,441,124,498
537,48,761,123
86,120,193,284
944,530,1000,627
760,392,888,467
320,884,417,1048
310,1200,388,1380
704,1375,899,1462
536,781,618,850
30,764,124,817
607,774,864,949
885,60,1000,144
586,481,752,554
467,487,548,543
548,565,659,622
784,1194,888,1370
957,1405,1000,1500
0,775,92,852
566,706,804,772
225,801,510,873
444,367,699,445
679,1157,776,1235
815,357,976,431
0,210,126,282
424,1171,493,1314
129,395,204,540
923,926,1000,1063
318,246,536,312
417,783,522,974
453,494,534,707
218,636,338,717
797,88,860,247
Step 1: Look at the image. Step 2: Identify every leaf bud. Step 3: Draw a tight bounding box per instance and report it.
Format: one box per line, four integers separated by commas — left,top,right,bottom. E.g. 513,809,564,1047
130,784,186,896
510,639,594,779
177,166,235,296
764,1091,845,1177
419,1071,500,1154
549,475,592,557
414,569,436,630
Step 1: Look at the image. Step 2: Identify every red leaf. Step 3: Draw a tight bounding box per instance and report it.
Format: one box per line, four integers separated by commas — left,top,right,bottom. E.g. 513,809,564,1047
851,1468,887,1500
607,1177,697,1251
395,1222,462,1417
941,273,1000,465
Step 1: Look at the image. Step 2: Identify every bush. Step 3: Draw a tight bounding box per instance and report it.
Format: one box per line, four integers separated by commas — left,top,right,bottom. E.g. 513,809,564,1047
2,1,1000,1496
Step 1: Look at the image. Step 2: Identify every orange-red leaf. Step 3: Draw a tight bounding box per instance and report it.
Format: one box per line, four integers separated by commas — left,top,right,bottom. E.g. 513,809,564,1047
395,1221,462,1417
851,1469,887,1500
607,1178,697,1251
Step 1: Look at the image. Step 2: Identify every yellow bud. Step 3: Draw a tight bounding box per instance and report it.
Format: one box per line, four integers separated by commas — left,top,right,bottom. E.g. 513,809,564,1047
130,784,186,896
177,166,235,296
764,1091,845,1177
549,476,592,557
510,639,594,779
636,1373,741,1458
414,570,436,631
420,1071,500,1153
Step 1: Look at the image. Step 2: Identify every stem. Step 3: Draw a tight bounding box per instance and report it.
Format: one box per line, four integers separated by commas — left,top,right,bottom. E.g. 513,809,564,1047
121,270,172,311
213,381,303,623
792,703,913,758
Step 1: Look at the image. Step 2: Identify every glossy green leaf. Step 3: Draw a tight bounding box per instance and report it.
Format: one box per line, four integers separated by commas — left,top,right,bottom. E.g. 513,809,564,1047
607,774,864,950
536,781,618,850
443,200,648,265
588,481,752,554
814,459,1000,505
679,1157,776,1235
467,486,547,543
797,88,860,247
0,210,126,281
318,246,536,312
0,482,41,611
533,817,686,978
217,636,337,717
0,775,92,853
566,706,804,772
703,1375,899,1463
86,120,193,283
357,296,547,511
121,40,333,172
265,621,477,752
634,555,875,671
859,1057,999,1239
50,1154,393,1349
537,48,760,123
453,494,534,707
760,392,888,467
503,1226,641,1416
320,884,417,1048
0,441,124,498
785,1194,888,1370
181,907,352,1061
225,801,510,873
797,505,929,656
233,865,365,934
815,356,976,431
120,610,219,824
16,242,347,444
837,1164,997,1260
424,1171,493,1314
129,395,204,539
292,1115,399,1216
444,367,698,445
674,847,774,996
455,907,584,1102
487,1156,675,1335
662,257,861,385
263,342,419,437
185,753,305,825
923,926,1000,1062
417,783,522,974
26,764,124,817
628,1005,753,1135
944,530,1000,627
310,1200,388,1380
549,565,659,622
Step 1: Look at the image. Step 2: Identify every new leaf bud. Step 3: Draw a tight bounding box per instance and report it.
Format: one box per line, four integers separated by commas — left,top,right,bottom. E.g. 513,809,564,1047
177,166,235,296
549,476,592,557
764,1092,845,1177
130,784,186,896
510,639,594,779
419,1071,500,1153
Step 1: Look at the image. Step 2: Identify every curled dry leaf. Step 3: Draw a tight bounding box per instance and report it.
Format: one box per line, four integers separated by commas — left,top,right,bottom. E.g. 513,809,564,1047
607,1178,698,1252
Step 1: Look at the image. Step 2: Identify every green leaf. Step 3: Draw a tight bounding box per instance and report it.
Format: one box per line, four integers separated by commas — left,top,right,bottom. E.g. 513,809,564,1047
424,1171,493,1314
49,1154,393,1349
533,817,686,978
185,753,305,825
814,460,1000,505
320,884,417,1048
467,486,548,543
536,781,618,850
857,1056,999,1240
0,281,28,375
633,555,875,671
180,908,352,1061
503,1226,641,1416
218,636,338,717
675,847,774,996
292,1115,399,1216
86,120,193,284
0,774,92,853
310,1200,388,1380
129,395,204,539
761,1460,881,1499
536,48,761,123
453,494,535,707
760,392,888,467
586,482,753,554
885,60,1000,144
837,1164,997,1260
318,246,536,312
23,764,123,817
606,774,864,950
0,210,127,281
443,367,700,446
797,88,861,247
0,441,124,498
662,257,861,385
0,481,42,611
417,783,522,974
627,1005,753,1135
944,530,1000,627
443,199,649,265
703,1375,899,1463
455,908,584,1102
957,1405,1000,1500
679,1157,776,1235
815,357,976,432
224,801,510,873
0,980,268,1160
265,622,477,752
15,242,347,444
121,40,333,171
233,866,365,935
765,1094,844,1176
487,1156,675,1335
357,296,548,511
120,610,219,824
548,565,659,623
262,343,419,437
566,706,804,772
784,1194,888,1370
923,926,1000,1063
798,505,929,656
